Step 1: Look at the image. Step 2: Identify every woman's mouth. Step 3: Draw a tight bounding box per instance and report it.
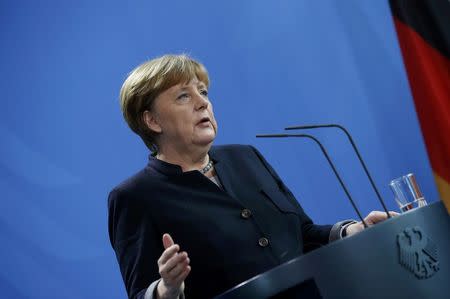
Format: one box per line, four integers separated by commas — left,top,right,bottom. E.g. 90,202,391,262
197,117,211,126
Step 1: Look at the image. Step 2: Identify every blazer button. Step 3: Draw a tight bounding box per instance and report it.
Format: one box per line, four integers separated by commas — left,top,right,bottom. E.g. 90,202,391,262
241,208,252,219
258,237,269,247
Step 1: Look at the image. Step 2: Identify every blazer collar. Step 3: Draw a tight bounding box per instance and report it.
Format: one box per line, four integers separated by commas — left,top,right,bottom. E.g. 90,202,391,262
147,147,220,177
146,147,239,199
147,154,184,176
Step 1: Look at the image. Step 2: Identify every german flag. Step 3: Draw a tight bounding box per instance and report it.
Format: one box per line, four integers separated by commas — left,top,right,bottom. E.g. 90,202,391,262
390,0,450,212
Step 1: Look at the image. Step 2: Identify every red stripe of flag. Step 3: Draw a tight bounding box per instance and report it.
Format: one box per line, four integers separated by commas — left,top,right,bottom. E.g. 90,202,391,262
392,16,450,211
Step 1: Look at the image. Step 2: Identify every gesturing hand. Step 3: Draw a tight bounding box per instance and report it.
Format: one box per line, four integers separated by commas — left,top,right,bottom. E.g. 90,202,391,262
156,234,191,299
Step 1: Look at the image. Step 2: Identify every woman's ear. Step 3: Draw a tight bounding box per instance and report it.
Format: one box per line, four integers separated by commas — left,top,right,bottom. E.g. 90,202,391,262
143,110,162,134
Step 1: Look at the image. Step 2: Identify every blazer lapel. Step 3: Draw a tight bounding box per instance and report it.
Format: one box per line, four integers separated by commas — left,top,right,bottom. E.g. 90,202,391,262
210,152,240,201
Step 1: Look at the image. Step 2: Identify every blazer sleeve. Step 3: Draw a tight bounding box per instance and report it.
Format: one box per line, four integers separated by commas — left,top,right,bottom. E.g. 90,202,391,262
249,145,333,248
108,187,163,299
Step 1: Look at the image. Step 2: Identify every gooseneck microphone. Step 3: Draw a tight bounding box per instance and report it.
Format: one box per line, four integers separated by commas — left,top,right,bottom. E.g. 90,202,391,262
285,124,390,219
256,133,368,228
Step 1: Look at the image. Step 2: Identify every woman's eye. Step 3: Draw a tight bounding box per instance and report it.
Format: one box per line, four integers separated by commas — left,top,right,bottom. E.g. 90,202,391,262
177,93,189,100
200,90,208,96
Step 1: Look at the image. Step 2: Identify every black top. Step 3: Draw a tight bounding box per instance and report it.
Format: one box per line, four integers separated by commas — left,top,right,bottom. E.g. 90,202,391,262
108,144,332,299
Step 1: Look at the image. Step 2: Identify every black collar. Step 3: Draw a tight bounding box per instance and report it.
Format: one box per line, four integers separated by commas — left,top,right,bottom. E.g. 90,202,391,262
146,147,220,176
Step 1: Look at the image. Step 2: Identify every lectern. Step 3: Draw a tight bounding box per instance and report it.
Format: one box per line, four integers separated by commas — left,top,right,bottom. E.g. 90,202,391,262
215,202,449,299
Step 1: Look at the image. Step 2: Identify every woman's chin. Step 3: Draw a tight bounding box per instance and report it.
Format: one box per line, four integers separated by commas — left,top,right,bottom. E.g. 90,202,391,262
193,133,216,147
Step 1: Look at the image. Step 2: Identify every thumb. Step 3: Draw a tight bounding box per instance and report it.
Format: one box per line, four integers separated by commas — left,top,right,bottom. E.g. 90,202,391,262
162,233,174,249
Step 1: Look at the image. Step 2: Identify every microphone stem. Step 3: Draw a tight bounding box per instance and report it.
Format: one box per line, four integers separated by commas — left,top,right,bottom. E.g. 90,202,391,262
256,133,368,228
285,124,391,219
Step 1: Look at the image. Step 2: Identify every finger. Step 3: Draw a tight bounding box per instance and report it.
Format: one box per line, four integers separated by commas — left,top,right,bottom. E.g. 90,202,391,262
161,258,190,286
164,252,189,273
361,210,400,227
162,233,175,249
170,265,191,286
158,244,180,265
160,254,189,275
166,256,190,278
365,211,391,224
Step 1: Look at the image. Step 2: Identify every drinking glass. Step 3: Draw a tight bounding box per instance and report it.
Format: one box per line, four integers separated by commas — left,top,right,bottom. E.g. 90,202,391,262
389,173,427,213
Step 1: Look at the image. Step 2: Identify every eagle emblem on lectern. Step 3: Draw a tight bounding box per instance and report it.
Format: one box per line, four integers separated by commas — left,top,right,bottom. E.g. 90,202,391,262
397,226,439,279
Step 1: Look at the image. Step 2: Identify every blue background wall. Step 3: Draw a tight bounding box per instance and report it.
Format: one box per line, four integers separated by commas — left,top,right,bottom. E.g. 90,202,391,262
0,0,439,298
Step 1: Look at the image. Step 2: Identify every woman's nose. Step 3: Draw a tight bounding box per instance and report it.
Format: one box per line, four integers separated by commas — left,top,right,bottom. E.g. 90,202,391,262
194,92,209,110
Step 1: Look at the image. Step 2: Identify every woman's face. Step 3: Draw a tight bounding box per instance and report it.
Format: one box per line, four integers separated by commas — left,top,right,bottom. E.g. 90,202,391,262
147,78,218,151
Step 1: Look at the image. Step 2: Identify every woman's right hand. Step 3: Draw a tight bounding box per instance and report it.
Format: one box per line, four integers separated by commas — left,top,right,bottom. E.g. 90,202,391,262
156,233,191,299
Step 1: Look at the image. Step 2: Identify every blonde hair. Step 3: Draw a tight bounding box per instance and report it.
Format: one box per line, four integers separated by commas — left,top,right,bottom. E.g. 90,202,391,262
119,54,210,152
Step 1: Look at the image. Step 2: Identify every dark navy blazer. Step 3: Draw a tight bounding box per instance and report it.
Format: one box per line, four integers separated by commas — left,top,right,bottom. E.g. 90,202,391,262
108,144,332,299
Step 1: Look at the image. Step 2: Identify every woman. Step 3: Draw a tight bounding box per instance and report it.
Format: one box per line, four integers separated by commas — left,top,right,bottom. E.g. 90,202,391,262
108,54,393,299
